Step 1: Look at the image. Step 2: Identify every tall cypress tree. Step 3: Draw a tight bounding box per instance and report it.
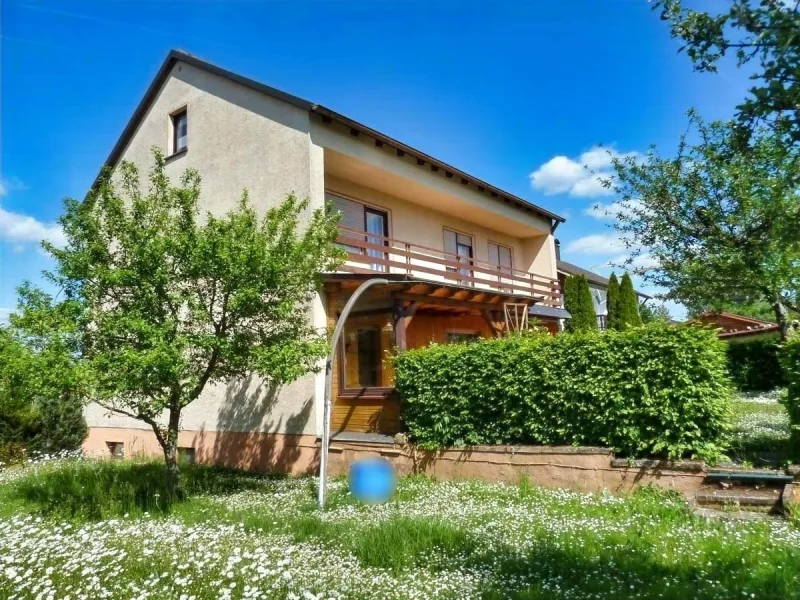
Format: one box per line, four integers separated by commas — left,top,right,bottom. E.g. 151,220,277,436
618,273,643,328
606,273,620,331
564,274,598,332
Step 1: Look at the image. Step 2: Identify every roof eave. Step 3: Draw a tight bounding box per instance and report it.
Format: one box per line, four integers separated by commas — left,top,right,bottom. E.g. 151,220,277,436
311,105,565,226
89,50,565,228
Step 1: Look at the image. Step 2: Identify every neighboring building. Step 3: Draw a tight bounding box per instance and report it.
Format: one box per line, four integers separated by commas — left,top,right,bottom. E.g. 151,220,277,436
556,259,651,329
83,50,568,471
688,312,780,340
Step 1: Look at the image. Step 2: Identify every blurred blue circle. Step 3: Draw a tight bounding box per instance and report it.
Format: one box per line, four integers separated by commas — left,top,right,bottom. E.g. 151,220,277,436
349,457,397,504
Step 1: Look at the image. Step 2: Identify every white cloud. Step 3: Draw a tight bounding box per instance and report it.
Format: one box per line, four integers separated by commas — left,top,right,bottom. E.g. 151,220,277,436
0,176,29,198
584,199,643,220
0,205,67,248
530,146,641,198
529,156,587,196
0,308,12,324
564,233,631,255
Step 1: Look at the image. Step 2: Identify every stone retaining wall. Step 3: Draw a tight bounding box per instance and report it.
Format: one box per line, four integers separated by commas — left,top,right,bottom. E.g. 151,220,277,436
327,441,708,496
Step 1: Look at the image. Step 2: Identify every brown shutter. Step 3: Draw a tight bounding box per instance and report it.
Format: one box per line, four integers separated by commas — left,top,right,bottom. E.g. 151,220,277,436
328,193,364,232
443,229,457,256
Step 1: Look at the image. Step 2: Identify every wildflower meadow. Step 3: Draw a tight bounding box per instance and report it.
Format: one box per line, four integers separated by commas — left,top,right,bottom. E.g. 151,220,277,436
1,458,798,600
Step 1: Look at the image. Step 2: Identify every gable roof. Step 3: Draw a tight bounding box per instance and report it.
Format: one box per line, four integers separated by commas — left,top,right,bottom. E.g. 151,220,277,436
95,49,565,228
556,260,652,300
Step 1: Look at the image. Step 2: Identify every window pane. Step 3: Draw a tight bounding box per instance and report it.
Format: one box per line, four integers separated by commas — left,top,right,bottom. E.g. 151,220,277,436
357,329,380,386
365,209,387,272
488,242,499,265
445,332,481,344
499,246,512,268
174,112,188,152
342,315,393,389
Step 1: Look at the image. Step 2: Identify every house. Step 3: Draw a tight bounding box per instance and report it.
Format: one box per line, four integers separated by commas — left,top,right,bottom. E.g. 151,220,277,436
688,312,780,340
83,50,568,471
556,259,651,329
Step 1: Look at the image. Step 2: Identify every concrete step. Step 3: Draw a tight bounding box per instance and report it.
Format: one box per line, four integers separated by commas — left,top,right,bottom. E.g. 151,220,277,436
693,507,776,522
694,489,783,513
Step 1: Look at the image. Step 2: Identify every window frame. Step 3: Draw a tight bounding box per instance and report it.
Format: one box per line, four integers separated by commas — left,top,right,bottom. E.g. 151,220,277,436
336,312,395,399
170,108,188,156
106,441,124,458
327,190,392,272
443,227,475,285
488,240,514,270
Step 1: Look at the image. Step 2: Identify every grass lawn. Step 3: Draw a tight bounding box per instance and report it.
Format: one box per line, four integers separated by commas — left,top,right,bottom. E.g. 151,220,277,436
1,459,799,600
728,389,792,466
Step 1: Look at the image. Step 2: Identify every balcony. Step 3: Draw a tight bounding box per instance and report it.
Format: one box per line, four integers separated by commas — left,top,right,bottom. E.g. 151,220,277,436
335,226,561,307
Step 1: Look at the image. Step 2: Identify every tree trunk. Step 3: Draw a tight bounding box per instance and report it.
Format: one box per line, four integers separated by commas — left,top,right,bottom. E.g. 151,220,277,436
772,300,791,341
162,405,183,500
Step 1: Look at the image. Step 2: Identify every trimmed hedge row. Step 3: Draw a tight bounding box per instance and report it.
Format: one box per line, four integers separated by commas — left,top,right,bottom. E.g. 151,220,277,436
779,337,800,461
725,334,784,391
394,324,731,460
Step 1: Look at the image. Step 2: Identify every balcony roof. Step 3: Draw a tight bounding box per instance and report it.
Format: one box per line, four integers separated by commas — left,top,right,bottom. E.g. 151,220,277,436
93,50,565,229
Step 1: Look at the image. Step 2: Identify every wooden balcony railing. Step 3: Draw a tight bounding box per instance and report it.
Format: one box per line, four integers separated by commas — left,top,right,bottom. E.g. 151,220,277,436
336,226,562,307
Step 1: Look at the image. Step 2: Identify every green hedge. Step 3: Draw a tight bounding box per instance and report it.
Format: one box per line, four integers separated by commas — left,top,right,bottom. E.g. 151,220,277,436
394,324,731,460
779,337,800,461
725,334,785,391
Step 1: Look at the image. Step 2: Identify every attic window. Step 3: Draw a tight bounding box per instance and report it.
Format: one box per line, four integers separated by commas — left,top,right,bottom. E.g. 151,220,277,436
172,109,188,154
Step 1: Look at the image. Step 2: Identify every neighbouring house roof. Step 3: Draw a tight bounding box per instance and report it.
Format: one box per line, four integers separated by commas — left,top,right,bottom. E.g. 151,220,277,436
688,311,781,339
556,260,651,300
718,325,781,339
94,49,565,229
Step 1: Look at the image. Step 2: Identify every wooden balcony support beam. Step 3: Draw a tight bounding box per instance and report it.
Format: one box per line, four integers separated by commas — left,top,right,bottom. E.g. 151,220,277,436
392,299,419,351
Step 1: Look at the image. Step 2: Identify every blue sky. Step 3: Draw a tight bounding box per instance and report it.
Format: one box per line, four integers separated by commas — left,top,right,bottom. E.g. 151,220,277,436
1,0,753,321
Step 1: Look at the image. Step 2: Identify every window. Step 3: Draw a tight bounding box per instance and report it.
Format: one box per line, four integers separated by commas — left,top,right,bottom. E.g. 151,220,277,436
488,241,513,289
172,109,188,154
341,314,394,390
445,331,481,344
328,193,389,272
443,229,474,284
356,328,381,386
106,441,124,458
178,447,196,465
364,207,389,272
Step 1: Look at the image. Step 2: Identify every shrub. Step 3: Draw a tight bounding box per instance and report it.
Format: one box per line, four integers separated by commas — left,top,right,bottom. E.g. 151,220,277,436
0,325,87,455
779,337,800,461
394,324,731,460
725,334,785,391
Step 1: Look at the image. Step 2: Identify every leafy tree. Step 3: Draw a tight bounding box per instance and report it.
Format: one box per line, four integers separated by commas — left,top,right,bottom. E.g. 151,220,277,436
11,287,89,454
639,302,672,325
564,275,598,332
606,273,621,330
656,0,800,141
0,327,40,450
610,114,800,339
618,274,643,328
0,295,88,456
21,150,343,497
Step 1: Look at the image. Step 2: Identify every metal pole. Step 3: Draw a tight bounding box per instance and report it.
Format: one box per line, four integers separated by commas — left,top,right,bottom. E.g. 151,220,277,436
319,277,389,508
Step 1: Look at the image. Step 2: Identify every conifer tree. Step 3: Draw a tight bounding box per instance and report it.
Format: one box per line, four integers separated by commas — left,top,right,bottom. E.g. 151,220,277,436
564,275,598,332
618,274,643,328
